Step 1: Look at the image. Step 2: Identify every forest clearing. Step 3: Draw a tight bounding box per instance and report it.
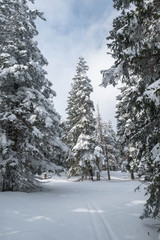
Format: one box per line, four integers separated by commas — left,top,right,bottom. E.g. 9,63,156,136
0,1,160,238
0,171,159,240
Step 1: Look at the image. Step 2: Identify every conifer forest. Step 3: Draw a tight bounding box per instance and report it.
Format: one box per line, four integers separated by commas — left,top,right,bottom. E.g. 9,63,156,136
0,0,160,239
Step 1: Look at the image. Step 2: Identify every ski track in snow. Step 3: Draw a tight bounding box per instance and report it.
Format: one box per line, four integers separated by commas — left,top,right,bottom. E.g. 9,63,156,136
85,201,118,240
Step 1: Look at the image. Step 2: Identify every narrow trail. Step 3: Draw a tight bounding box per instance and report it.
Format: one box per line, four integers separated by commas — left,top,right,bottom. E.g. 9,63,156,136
85,201,119,240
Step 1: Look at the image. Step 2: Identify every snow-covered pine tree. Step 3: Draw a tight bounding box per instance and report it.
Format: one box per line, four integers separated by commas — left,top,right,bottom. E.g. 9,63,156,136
95,106,110,180
95,106,121,179
106,120,121,170
101,0,160,218
115,84,138,177
65,57,98,179
0,0,68,191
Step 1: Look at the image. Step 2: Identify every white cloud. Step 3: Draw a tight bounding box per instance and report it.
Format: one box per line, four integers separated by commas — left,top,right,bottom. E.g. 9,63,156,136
32,0,73,25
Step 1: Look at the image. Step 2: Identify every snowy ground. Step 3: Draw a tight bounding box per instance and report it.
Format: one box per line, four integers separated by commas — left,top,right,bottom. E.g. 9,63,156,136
0,171,159,240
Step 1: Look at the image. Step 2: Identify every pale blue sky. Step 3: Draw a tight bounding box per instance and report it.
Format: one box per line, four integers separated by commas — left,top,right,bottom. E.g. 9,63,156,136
31,0,119,128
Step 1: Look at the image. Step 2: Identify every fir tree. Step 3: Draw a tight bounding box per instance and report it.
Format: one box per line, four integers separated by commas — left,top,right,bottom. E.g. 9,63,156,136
106,120,121,171
101,0,160,218
115,84,138,178
0,0,68,191
95,106,110,180
95,106,120,179
65,57,98,179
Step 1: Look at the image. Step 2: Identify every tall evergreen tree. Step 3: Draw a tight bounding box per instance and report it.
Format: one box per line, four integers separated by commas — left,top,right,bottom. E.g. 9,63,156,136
101,0,160,218
95,106,110,180
115,84,138,178
0,0,68,191
95,106,120,179
65,57,98,178
106,120,121,170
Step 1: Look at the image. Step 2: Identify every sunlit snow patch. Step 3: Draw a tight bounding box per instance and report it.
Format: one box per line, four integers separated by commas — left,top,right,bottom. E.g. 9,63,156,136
126,200,146,207
73,208,105,213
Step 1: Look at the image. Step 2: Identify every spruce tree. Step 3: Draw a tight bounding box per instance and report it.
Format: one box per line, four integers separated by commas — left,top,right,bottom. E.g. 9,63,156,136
95,107,120,179
106,120,121,171
0,0,68,191
95,106,110,180
65,57,97,178
115,84,138,178
101,0,160,218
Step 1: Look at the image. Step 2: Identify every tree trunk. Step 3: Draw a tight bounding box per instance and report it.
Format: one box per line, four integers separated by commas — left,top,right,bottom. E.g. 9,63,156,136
107,166,111,180
130,169,134,180
105,149,111,180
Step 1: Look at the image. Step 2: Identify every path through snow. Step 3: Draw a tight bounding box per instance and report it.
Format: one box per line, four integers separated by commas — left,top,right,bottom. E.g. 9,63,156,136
0,171,159,240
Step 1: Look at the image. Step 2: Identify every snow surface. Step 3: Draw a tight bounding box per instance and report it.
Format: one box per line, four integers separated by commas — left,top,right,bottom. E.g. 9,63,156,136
0,171,159,240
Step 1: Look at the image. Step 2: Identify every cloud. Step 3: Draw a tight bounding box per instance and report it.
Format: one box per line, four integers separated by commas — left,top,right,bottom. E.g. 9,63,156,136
32,0,73,25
